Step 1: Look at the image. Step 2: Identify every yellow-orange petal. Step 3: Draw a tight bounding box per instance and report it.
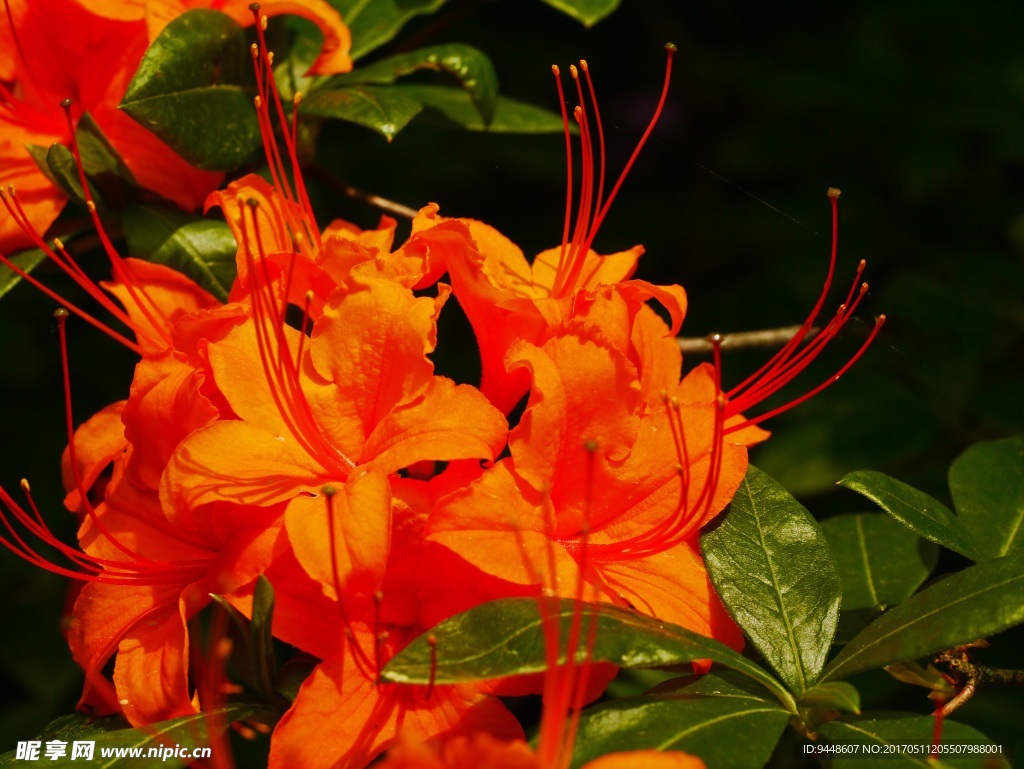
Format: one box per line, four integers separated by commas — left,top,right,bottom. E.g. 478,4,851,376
285,470,391,597
506,333,641,535
268,640,523,768
162,419,328,510
121,352,219,490
584,751,706,769
362,377,507,473
61,400,126,512
311,276,446,436
595,538,743,650
113,596,198,726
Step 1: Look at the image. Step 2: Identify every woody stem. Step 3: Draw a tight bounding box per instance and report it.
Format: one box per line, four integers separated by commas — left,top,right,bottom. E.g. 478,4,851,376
677,325,822,354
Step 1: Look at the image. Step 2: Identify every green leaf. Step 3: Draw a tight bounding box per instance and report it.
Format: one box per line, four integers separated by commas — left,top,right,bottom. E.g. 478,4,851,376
538,0,620,27
821,513,938,610
332,0,449,60
381,597,796,712
0,705,268,768
949,435,1024,559
821,551,1024,682
399,84,569,133
123,205,236,302
120,10,260,171
43,143,88,205
701,465,842,694
331,44,498,123
839,471,978,560
797,681,861,715
570,690,790,769
299,84,423,140
0,249,47,300
817,712,1011,768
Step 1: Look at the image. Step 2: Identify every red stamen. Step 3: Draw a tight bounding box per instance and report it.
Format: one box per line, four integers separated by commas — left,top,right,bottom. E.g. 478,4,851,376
549,44,676,299
552,65,574,290
59,101,173,350
426,634,437,700
323,487,376,679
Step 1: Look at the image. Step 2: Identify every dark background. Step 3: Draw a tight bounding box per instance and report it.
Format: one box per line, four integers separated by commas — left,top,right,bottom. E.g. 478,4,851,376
2,0,1022,756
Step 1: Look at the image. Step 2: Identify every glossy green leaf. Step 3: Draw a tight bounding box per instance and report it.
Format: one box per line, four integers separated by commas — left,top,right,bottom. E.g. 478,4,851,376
818,712,1010,768
538,0,620,27
331,44,498,124
702,465,842,694
399,84,567,133
332,0,448,60
648,671,776,698
570,689,790,769
0,705,268,767
821,513,938,610
120,10,260,171
949,435,1024,559
382,597,796,711
0,249,47,300
299,85,423,140
123,205,236,302
821,551,1024,682
839,471,978,560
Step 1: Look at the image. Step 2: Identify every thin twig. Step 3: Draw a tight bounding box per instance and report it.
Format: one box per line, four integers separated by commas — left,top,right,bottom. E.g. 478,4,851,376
677,325,820,354
308,165,419,220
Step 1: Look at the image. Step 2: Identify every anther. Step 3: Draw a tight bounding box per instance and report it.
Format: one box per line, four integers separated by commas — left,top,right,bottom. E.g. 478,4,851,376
20,479,30,493
552,64,560,76
54,308,69,320
573,105,583,122
261,14,268,30
60,97,72,110
293,92,303,106
827,187,842,199
569,64,579,79
52,237,63,250
246,197,260,208
583,439,599,453
267,50,274,65
85,201,95,214
251,43,259,58
254,95,263,109
321,484,336,497
665,42,678,52
580,59,589,72
707,333,723,345
249,2,261,10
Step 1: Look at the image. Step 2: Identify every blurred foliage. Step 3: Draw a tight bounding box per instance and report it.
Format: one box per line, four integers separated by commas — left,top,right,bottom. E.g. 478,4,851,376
2,0,1022,760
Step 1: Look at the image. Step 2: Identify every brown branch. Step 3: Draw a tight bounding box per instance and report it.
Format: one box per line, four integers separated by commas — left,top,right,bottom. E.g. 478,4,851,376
677,325,820,354
308,165,420,220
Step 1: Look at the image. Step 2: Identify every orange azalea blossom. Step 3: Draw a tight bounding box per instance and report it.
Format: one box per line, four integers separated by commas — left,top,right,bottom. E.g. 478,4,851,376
259,476,525,768
0,0,221,252
0,314,278,727
415,50,685,414
428,324,754,642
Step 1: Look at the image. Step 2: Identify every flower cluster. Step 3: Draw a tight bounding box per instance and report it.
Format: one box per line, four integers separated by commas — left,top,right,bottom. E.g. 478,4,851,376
1,6,884,768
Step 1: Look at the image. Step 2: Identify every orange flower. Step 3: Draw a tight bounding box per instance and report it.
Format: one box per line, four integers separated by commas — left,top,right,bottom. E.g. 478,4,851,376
0,0,222,253
428,326,753,642
412,51,685,414
253,476,524,768
0,318,279,726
